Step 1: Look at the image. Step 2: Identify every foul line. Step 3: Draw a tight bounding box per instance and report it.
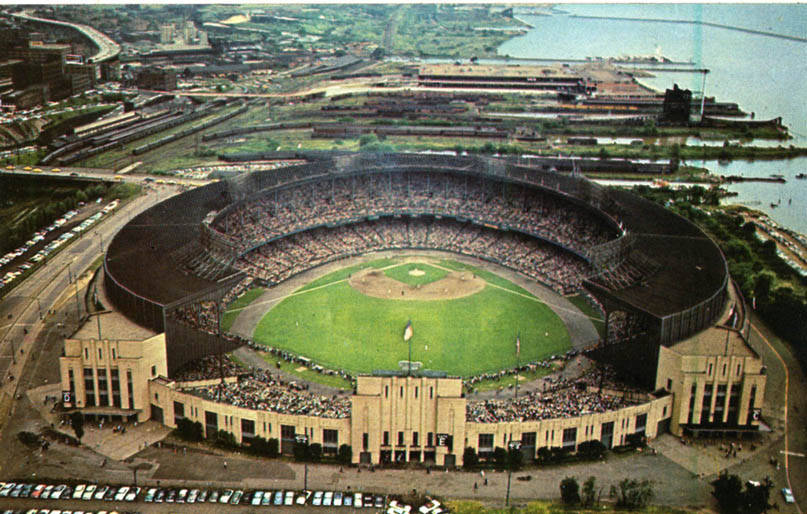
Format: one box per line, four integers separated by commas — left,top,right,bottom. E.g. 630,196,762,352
751,322,802,514
227,260,605,326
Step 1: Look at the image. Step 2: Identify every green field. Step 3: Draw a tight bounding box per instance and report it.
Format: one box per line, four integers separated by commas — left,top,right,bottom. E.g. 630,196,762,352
250,259,571,376
383,262,448,287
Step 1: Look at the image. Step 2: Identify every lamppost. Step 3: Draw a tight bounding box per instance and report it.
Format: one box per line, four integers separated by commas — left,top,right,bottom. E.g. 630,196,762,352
505,439,521,507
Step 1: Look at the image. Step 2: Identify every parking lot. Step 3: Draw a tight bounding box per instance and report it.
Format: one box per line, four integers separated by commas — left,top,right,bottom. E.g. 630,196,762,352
0,480,446,513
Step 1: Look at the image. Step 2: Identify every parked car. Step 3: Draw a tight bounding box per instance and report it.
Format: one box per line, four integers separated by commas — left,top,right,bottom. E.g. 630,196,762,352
93,485,108,500
144,488,157,502
219,489,233,503
312,491,323,506
251,490,264,505
126,486,141,502
82,484,97,500
114,486,129,501
782,488,796,503
231,490,243,505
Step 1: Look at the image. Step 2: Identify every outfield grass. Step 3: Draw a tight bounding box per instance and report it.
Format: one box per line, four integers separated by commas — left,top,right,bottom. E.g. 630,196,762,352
252,260,570,376
222,287,265,332
383,262,448,287
297,258,395,292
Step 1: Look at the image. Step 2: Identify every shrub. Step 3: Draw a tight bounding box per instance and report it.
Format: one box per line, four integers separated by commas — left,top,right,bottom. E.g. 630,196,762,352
560,476,580,505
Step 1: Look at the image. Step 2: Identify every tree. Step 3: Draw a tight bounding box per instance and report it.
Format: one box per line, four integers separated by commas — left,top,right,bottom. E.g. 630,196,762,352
493,446,508,470
174,419,203,442
712,472,772,514
309,443,322,463
610,478,654,509
712,472,744,513
338,444,352,465
293,440,310,462
70,411,84,442
507,445,523,471
462,447,478,469
582,476,598,507
560,476,580,505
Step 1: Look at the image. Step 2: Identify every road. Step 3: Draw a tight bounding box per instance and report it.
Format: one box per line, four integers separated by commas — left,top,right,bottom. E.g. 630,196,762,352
0,187,178,420
7,11,120,63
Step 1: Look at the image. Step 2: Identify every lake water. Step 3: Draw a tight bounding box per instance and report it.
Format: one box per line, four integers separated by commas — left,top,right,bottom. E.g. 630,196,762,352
498,4,807,234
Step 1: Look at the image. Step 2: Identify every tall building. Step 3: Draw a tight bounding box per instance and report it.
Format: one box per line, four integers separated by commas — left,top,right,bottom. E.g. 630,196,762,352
160,23,174,45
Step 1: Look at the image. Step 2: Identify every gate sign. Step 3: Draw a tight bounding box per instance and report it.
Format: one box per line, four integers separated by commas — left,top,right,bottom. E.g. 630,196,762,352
295,434,309,444
436,433,451,447
62,391,73,404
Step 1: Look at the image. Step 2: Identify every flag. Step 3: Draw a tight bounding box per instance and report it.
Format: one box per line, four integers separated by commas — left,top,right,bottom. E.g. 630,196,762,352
516,335,520,356
403,319,413,341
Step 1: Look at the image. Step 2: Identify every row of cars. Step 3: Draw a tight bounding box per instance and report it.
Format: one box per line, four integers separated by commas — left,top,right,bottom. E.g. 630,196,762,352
0,482,446,513
0,483,139,503
143,486,385,508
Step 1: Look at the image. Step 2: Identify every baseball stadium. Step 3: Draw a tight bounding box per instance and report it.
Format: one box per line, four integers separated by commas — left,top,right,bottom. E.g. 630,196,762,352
60,153,766,466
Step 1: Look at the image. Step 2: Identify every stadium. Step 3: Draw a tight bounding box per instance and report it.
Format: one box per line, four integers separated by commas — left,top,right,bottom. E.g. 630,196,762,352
61,153,766,466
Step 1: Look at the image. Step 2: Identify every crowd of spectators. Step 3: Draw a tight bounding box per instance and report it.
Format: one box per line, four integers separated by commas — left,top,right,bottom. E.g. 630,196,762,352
466,366,641,423
181,364,351,419
236,217,593,295
210,171,617,257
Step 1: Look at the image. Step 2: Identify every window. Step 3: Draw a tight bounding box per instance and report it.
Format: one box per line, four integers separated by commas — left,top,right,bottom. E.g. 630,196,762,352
174,401,185,424
112,348,116,360
205,411,218,434
708,363,713,376
398,431,404,446
414,387,418,399
84,348,89,360
241,419,256,440
722,363,727,376
362,433,369,451
98,348,102,359
323,429,338,453
126,370,134,410
400,386,404,398
427,432,434,447
385,385,389,398
635,414,647,433
737,363,741,375
429,387,433,399
412,432,419,447
383,431,389,446
151,365,157,377
666,378,672,390
562,428,577,449
478,434,494,457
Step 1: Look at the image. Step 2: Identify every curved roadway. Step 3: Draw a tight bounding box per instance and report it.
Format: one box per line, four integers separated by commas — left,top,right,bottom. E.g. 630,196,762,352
8,11,120,63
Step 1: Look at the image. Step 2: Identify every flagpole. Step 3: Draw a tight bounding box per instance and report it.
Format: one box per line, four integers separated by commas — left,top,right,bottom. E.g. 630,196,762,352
408,337,412,377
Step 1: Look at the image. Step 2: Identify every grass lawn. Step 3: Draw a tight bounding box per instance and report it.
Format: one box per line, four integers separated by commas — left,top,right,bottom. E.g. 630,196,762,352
222,287,265,332
383,262,448,287
252,259,570,376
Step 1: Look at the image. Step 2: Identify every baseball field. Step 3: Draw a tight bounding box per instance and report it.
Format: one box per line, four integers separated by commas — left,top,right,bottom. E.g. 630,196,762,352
246,257,571,377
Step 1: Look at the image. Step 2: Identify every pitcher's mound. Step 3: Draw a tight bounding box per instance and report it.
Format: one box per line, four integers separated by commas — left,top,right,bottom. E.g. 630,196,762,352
350,266,485,301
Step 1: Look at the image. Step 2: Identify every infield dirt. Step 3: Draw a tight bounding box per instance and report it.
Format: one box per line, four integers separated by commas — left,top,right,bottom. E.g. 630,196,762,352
349,264,485,301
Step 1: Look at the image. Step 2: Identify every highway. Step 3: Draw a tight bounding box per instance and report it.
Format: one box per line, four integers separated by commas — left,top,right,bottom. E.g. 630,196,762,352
7,11,121,63
0,187,177,422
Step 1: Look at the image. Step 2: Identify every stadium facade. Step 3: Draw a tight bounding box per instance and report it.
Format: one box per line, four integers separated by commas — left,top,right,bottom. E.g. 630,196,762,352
60,153,766,466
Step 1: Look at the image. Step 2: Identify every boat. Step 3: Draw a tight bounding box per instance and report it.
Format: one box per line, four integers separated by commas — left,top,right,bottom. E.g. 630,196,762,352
796,173,806,179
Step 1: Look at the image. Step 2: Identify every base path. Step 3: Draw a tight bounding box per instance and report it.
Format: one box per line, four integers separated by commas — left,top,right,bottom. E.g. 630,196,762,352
349,264,484,301
229,250,600,352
